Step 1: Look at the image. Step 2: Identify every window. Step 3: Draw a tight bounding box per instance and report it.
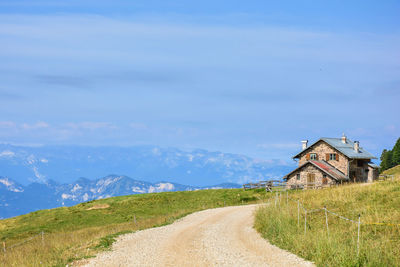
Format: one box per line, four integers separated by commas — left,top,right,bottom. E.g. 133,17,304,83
329,153,336,161
322,175,328,185
310,153,317,160
296,173,300,180
357,160,364,167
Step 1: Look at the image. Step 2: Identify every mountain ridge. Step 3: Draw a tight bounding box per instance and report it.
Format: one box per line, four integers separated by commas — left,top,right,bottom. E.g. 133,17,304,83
0,144,293,186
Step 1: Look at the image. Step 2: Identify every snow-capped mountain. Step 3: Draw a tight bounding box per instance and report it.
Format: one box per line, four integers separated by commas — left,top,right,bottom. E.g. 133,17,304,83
0,144,293,186
0,175,241,219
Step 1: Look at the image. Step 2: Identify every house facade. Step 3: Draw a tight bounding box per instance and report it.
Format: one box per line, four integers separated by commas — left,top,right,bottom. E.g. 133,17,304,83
284,135,379,188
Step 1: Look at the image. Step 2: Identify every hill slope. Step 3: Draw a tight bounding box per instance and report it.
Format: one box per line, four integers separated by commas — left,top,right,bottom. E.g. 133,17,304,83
0,188,269,267
255,176,400,266
382,164,400,177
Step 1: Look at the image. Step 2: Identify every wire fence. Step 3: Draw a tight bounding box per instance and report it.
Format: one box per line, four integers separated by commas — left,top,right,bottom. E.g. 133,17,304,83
268,190,400,256
2,231,44,253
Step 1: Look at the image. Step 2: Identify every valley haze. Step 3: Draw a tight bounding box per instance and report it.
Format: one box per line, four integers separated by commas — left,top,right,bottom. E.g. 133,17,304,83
0,144,292,218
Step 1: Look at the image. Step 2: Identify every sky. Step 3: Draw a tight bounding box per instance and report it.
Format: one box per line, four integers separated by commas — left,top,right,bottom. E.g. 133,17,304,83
0,0,399,161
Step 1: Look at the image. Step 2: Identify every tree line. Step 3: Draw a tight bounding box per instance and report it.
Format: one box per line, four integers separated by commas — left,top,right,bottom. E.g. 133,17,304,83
380,137,400,171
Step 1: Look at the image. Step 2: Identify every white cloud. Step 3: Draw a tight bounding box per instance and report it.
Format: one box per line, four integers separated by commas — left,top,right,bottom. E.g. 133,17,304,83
64,122,116,130
21,121,49,130
0,150,15,157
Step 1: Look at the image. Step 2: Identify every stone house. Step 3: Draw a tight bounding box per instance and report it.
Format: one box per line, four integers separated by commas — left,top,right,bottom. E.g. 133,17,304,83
284,135,379,188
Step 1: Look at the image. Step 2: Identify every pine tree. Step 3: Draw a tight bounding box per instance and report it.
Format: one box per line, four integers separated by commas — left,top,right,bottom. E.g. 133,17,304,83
380,149,388,171
380,149,394,171
392,138,400,166
387,150,393,169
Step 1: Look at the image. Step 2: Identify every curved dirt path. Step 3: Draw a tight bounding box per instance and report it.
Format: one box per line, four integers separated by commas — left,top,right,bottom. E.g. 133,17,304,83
82,205,314,267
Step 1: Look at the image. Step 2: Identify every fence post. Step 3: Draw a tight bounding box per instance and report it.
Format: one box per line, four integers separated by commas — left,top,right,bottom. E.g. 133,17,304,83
297,200,300,228
324,206,329,238
357,214,361,256
41,231,44,246
286,191,288,205
279,192,281,207
274,193,277,207
304,209,307,235
2,241,5,253
134,214,137,225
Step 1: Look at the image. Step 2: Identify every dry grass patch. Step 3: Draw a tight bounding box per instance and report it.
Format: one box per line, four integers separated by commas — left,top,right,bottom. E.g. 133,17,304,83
255,179,400,267
86,204,110,210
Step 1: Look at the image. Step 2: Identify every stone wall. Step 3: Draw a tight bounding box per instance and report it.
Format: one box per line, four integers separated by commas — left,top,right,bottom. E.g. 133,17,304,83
297,141,348,175
286,164,336,188
367,166,379,183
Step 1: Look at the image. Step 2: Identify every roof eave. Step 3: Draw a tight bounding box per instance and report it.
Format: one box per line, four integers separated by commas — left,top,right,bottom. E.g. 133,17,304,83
308,161,348,181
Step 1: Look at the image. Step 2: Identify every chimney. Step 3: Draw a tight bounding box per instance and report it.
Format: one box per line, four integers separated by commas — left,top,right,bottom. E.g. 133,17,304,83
301,140,308,150
341,133,347,144
354,141,359,153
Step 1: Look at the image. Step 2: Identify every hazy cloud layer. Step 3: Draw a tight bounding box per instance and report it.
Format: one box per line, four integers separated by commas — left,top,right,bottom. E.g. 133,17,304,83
0,3,399,159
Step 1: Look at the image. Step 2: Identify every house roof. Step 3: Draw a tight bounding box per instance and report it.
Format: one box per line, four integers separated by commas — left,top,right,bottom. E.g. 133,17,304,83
368,163,379,169
283,160,349,181
293,137,377,160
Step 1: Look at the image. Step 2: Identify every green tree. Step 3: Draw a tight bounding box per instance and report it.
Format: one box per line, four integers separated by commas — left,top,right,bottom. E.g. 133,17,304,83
380,149,393,171
380,149,388,171
392,138,400,166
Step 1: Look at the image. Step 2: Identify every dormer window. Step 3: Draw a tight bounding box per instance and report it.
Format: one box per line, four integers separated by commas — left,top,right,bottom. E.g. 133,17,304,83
310,153,317,160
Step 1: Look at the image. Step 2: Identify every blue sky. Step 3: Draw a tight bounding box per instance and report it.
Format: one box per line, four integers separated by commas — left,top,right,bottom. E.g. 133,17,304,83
0,0,399,160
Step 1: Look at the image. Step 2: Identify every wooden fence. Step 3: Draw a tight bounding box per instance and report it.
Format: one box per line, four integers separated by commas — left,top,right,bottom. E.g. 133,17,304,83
243,180,286,192
244,174,397,192
377,174,395,182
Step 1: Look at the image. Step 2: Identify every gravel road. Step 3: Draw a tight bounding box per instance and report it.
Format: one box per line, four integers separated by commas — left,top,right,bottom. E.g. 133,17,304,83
82,204,314,267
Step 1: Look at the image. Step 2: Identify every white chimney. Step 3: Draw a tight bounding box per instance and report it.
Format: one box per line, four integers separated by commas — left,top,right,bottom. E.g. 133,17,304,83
354,141,359,153
301,140,308,150
341,133,347,144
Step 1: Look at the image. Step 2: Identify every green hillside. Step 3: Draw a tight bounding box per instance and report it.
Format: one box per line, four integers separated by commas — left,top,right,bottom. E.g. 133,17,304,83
0,188,269,267
255,171,400,267
382,164,400,177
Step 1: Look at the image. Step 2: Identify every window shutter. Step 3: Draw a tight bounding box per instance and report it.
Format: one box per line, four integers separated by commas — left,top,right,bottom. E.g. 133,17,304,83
306,153,310,160
336,154,339,161
316,154,319,160
326,153,329,161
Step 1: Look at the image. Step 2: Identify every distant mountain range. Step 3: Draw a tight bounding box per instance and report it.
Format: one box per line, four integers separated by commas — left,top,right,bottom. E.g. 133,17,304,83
0,144,294,219
0,175,241,219
0,144,293,186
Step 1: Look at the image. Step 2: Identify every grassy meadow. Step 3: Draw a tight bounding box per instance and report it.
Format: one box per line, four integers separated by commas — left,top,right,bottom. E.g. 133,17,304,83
0,188,270,267
254,167,400,267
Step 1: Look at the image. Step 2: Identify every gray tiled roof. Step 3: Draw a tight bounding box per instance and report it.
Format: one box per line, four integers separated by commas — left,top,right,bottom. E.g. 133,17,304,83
293,137,377,159
368,163,379,169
